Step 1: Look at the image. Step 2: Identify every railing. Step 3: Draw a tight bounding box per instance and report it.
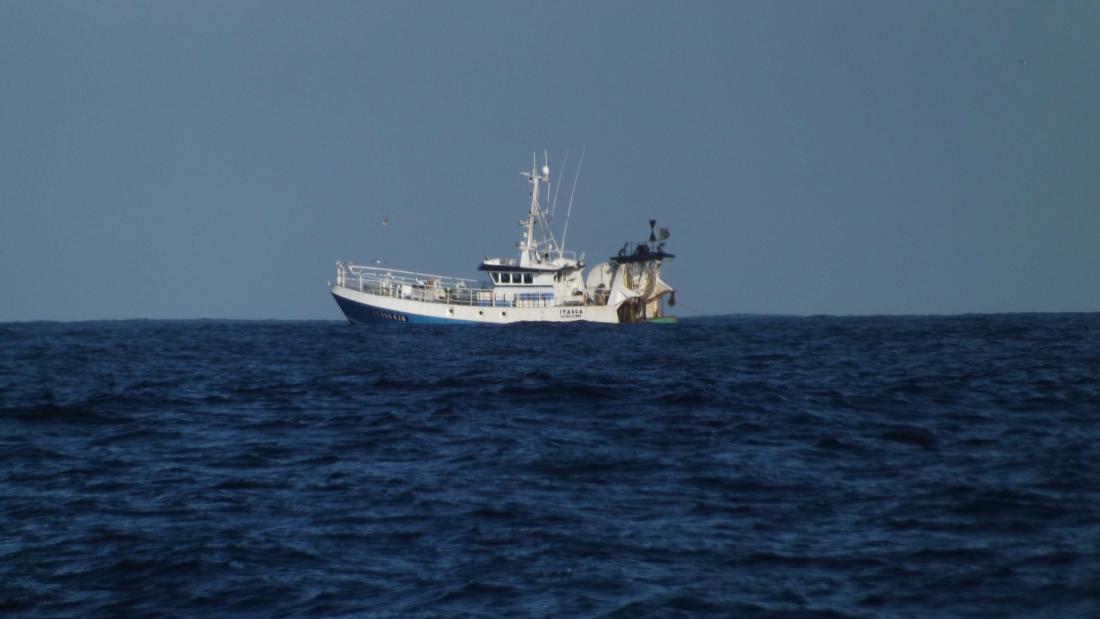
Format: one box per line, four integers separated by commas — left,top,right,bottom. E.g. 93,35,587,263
483,250,581,267
335,262,572,308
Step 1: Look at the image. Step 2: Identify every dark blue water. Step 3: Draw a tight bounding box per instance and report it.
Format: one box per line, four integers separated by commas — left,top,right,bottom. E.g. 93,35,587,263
2,315,1099,617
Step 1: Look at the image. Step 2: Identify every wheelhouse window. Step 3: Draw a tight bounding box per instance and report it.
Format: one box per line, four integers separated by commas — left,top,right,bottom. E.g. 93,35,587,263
492,271,536,285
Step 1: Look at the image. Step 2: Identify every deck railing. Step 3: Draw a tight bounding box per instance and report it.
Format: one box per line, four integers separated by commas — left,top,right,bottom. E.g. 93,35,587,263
336,262,570,308
485,250,581,267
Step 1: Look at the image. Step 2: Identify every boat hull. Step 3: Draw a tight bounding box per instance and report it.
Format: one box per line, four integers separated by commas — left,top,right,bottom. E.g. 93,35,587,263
331,285,620,324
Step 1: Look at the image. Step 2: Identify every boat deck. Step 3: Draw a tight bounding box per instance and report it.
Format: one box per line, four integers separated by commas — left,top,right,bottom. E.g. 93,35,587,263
336,263,592,308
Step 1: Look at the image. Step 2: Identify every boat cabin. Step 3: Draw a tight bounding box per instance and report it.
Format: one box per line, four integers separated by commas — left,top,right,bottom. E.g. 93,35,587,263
478,258,586,307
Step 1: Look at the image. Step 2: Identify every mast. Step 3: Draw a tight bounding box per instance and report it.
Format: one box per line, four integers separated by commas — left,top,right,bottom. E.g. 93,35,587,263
519,154,549,267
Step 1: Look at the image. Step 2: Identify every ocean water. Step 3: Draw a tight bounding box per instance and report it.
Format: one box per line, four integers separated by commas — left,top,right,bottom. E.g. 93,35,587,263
1,315,1098,618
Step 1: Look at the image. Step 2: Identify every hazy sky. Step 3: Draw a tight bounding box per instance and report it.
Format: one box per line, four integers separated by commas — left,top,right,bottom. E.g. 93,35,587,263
3,1,1098,320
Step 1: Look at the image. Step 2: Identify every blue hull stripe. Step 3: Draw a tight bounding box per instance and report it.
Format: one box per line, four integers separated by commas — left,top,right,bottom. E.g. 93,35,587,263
331,293,481,325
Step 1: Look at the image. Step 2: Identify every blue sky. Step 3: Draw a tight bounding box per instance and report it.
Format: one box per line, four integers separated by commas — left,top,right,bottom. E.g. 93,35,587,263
2,1,1098,320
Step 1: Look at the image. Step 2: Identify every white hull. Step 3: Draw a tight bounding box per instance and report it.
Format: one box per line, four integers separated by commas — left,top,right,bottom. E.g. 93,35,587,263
331,284,620,324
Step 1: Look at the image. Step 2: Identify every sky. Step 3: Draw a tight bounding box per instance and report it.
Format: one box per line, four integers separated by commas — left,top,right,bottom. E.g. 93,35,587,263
2,1,1098,321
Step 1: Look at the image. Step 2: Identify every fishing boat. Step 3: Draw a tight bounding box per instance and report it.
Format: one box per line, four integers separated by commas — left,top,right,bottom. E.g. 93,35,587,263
329,155,676,324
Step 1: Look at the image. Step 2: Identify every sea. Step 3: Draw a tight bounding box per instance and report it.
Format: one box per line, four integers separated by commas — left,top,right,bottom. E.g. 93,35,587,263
1,315,1098,618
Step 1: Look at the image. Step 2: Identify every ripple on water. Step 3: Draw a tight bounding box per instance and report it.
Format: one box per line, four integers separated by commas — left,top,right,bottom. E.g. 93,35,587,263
0,315,1098,616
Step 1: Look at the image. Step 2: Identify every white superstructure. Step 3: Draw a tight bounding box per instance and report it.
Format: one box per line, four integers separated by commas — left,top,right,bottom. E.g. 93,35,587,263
330,154,676,324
